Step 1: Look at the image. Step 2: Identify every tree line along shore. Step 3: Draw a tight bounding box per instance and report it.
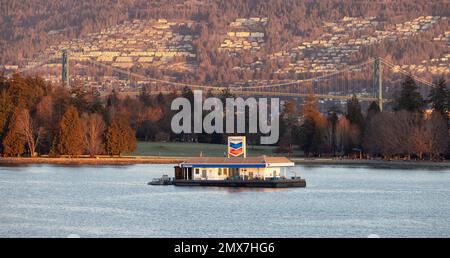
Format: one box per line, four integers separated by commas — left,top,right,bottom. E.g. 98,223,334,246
0,74,449,161
277,76,449,161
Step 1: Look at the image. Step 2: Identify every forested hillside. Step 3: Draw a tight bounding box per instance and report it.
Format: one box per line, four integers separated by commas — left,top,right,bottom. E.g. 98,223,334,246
1,0,448,86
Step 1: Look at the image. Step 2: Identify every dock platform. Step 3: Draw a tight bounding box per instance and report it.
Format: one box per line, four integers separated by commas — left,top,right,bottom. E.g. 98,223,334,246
174,178,306,188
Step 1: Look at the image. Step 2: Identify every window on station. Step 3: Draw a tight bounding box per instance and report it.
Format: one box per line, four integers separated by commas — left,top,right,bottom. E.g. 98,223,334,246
195,169,199,174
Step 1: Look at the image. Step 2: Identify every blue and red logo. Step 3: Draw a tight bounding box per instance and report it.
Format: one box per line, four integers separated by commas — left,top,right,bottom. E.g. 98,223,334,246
228,137,246,157
229,142,243,156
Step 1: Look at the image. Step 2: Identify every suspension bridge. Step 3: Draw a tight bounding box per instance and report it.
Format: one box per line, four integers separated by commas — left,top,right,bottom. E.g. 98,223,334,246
7,50,440,111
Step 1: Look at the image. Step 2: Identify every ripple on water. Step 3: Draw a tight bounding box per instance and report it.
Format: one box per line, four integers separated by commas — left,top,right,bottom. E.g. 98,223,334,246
0,164,449,237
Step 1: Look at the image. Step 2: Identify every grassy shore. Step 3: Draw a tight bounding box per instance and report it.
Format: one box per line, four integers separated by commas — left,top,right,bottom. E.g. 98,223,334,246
130,141,301,157
291,158,450,170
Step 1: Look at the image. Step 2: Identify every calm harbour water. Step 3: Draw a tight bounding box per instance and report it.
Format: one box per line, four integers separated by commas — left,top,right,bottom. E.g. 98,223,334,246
0,164,449,238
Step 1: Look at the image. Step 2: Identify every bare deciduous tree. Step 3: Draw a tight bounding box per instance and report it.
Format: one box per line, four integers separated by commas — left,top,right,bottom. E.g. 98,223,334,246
411,124,429,160
336,116,350,154
335,116,359,155
15,109,44,157
81,113,106,157
364,111,448,160
365,111,414,158
425,113,448,159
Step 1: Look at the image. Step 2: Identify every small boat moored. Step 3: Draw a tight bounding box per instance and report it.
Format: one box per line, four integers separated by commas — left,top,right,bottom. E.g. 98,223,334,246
148,174,174,185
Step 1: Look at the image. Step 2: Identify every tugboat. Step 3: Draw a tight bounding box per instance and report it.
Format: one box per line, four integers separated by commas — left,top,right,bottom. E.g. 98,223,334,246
148,174,174,185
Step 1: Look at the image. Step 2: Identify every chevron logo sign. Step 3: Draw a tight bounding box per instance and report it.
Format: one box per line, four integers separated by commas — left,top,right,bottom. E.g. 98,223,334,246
228,136,246,157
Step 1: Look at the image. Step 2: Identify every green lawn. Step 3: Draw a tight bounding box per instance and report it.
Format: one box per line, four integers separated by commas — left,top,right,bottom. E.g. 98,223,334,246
131,141,302,157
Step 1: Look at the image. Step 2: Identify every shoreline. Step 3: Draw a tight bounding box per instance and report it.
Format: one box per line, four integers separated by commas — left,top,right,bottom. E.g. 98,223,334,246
290,158,450,170
0,156,185,166
1,156,450,169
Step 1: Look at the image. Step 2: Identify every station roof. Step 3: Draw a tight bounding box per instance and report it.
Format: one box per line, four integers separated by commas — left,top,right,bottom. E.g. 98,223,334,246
180,156,294,168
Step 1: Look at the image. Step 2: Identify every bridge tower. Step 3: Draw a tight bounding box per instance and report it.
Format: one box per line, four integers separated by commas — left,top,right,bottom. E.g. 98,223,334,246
61,50,69,87
373,57,383,111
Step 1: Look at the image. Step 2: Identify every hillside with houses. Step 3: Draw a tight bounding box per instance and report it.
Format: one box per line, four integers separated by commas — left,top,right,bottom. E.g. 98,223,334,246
0,0,448,92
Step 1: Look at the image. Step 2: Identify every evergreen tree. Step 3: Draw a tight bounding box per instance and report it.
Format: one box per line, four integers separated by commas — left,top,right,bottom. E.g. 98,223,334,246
344,95,365,152
279,100,297,152
297,92,326,156
106,89,120,108
0,90,12,146
395,76,424,113
365,101,381,132
301,91,321,119
219,88,235,103
6,74,45,109
429,77,449,117
139,86,152,107
70,85,88,113
327,106,340,156
362,101,381,154
156,92,165,105
298,117,316,156
181,87,194,104
367,101,381,118
87,89,105,114
53,106,84,156
2,108,26,157
105,115,136,156
346,95,364,127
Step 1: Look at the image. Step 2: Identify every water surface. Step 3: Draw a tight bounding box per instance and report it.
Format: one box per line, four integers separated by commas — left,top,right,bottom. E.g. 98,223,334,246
0,164,449,237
